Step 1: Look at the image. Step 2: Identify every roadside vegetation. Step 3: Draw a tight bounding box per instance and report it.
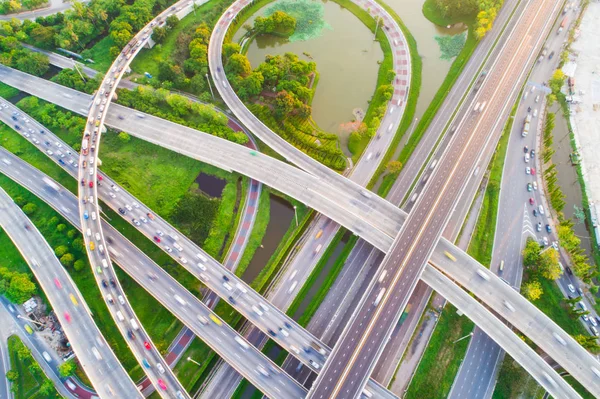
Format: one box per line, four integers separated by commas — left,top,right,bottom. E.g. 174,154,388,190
425,0,503,39
0,0,47,15
7,335,60,399
0,36,50,77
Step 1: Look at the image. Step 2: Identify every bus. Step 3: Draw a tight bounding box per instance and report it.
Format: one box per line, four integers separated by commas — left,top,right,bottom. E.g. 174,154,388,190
42,177,60,191
373,288,386,307
209,314,222,326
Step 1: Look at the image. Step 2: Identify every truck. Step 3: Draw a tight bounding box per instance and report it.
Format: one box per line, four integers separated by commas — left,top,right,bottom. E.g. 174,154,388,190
557,16,568,34
373,288,386,307
398,304,412,326
522,114,532,137
82,138,89,155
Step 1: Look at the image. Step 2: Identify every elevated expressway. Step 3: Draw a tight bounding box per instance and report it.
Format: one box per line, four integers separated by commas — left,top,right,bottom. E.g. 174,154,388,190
75,1,195,398
306,0,580,397
0,147,307,399
0,130,588,399
0,187,141,398
3,68,600,397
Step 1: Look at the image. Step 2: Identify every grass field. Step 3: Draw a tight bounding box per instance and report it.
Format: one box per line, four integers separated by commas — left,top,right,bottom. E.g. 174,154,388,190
404,306,473,399
86,36,116,73
7,335,61,399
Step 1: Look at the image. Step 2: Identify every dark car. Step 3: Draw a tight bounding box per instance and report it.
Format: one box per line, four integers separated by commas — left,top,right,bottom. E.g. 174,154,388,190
127,330,135,340
267,329,276,337
11,115,17,121
222,275,230,282
110,278,116,288
81,179,85,186
102,279,108,288
14,124,20,130
284,321,292,329
530,149,535,157
228,296,236,304
549,51,555,59
546,224,552,233
524,146,529,153
118,207,126,215
533,209,538,217
566,266,573,275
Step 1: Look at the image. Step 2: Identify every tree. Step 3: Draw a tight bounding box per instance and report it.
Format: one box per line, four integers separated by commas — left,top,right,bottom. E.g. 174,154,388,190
223,42,241,58
549,69,565,93
226,53,251,77
29,25,55,49
39,379,54,395
538,248,562,280
72,238,84,252
73,259,85,272
22,202,37,215
118,132,130,143
6,273,36,303
522,280,543,301
58,360,76,377
60,253,74,267
54,245,69,257
152,26,167,44
573,334,600,353
56,223,66,233
5,370,18,382
386,161,403,175
166,15,179,29
522,238,541,268
14,51,49,76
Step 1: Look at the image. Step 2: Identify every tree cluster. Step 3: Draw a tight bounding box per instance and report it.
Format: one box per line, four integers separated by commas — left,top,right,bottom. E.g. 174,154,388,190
429,0,502,39
7,337,60,397
253,10,296,37
0,268,36,304
522,238,563,280
0,0,47,15
0,35,49,76
51,67,104,94
116,85,248,144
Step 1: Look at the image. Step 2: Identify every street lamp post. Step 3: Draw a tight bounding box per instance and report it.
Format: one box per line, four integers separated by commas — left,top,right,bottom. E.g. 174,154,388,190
409,117,419,137
374,17,381,40
453,332,473,344
187,357,202,366
293,205,298,227
206,73,215,100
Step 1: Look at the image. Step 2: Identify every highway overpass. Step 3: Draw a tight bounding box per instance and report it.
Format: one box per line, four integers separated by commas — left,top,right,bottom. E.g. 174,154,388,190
0,187,142,399
3,68,600,397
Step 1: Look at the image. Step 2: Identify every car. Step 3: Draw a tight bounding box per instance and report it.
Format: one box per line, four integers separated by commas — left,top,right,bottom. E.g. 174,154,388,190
568,284,576,293
157,230,164,237
157,363,165,374
110,278,116,288
144,341,151,350
179,257,188,264
132,219,141,226
542,236,549,246
89,181,94,188
531,167,536,175
54,278,62,289
284,321,292,329
525,153,530,163
140,216,148,223
527,183,533,192
127,330,135,340
268,329,277,336
530,149,535,157
533,209,538,217
89,241,95,251
153,236,161,243
142,359,151,369
583,314,589,322
147,213,155,220
111,184,120,192
118,208,126,215
549,51,555,59
157,379,167,390
529,198,534,205
64,312,72,323
125,204,132,211
523,146,529,153
132,202,140,209
223,275,230,282
164,246,172,253
533,181,538,190
536,222,542,232
535,95,540,103
566,266,573,275
109,192,116,199
84,210,89,219
102,279,108,288
546,224,552,233
538,205,544,215
526,167,531,174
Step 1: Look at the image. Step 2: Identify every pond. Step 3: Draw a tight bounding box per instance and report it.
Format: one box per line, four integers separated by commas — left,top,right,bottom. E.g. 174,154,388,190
194,172,227,198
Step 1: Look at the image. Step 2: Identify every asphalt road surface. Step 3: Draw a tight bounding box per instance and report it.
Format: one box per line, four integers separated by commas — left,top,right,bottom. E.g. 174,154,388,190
0,187,142,399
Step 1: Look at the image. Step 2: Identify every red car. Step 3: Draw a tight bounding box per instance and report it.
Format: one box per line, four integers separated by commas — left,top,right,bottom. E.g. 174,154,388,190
531,167,536,175
89,181,94,188
64,312,72,323
153,236,161,243
157,379,167,390
98,175,103,181
529,198,534,205
144,341,151,350
54,278,62,289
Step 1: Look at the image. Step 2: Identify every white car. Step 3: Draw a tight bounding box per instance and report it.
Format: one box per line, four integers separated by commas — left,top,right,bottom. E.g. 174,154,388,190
125,204,132,211
538,205,544,215
567,284,575,293
533,181,538,190
108,192,116,199
526,167,531,175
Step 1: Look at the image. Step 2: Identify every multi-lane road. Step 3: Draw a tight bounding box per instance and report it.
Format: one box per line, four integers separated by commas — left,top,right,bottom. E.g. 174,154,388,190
3,65,600,396
0,187,141,398
307,0,566,397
